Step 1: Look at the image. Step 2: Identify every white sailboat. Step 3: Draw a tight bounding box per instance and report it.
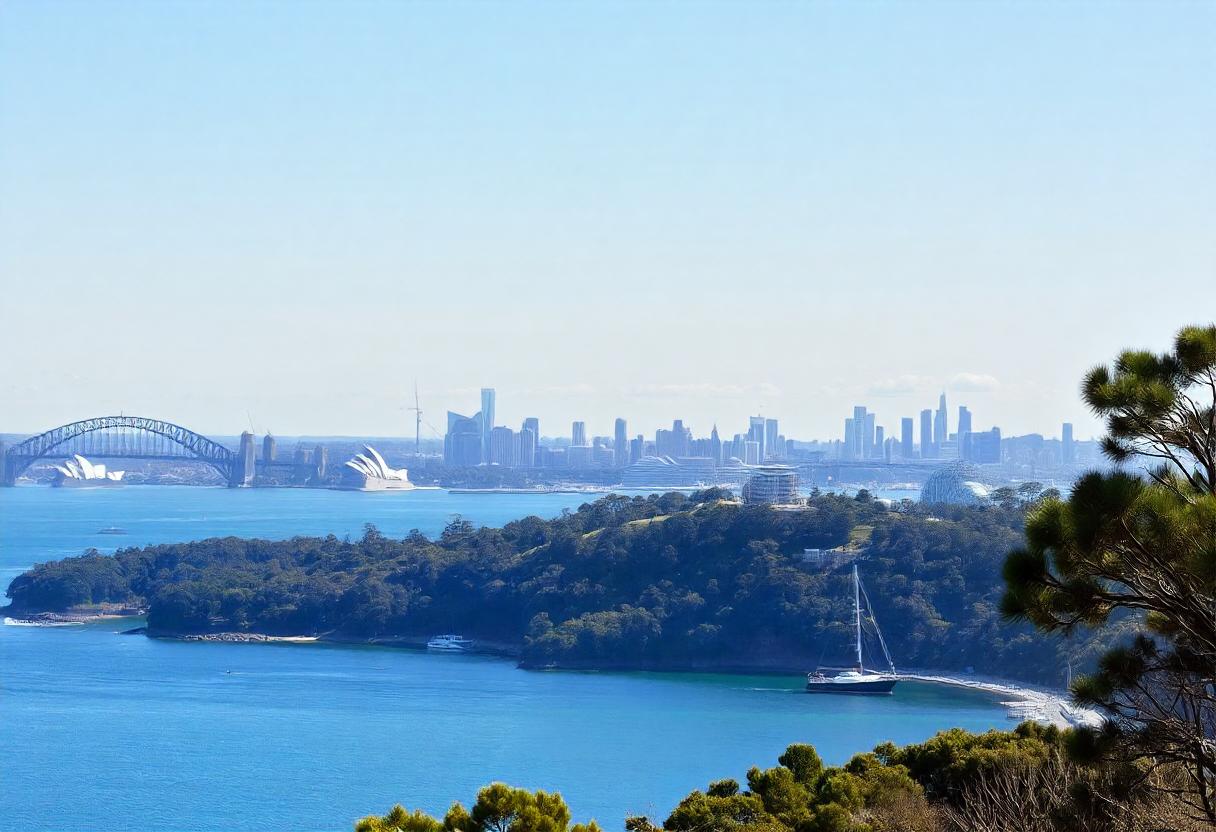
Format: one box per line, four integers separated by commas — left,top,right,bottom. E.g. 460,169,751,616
806,565,899,694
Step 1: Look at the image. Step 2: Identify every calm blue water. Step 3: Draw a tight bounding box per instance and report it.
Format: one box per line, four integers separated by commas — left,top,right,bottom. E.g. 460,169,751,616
0,486,1009,832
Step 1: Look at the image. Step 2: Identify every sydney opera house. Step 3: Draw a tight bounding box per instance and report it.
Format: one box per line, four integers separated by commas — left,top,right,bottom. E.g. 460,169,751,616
52,455,125,487
341,446,415,491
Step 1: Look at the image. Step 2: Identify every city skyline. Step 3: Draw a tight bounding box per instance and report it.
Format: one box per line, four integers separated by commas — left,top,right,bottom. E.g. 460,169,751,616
2,2,1212,438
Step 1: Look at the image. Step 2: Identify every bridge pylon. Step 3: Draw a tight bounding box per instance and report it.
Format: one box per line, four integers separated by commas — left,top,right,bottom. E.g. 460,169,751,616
230,432,256,487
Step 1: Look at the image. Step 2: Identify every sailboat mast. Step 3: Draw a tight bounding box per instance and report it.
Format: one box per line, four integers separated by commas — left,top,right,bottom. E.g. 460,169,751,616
853,564,863,669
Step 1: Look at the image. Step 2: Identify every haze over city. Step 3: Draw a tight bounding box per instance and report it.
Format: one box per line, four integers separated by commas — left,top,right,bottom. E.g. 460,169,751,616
2,1,1213,439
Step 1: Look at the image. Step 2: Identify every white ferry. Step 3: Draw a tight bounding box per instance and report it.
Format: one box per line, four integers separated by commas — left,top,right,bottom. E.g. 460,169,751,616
426,634,474,652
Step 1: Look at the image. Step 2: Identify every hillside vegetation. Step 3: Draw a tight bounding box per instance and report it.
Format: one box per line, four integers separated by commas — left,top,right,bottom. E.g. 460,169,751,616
6,489,1107,684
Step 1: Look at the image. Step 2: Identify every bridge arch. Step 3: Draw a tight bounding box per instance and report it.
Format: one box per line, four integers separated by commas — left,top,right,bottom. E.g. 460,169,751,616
1,416,244,486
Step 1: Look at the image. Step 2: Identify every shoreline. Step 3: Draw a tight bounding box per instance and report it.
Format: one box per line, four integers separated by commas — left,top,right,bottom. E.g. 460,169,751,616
5,614,1101,729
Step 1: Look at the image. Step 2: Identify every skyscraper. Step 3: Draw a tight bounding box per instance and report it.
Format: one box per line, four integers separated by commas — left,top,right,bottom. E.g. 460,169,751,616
852,406,867,458
614,418,628,467
480,388,496,464
934,393,947,447
864,412,876,458
709,424,722,465
489,426,516,466
748,416,766,461
900,417,914,459
445,411,482,466
920,409,935,459
874,425,884,452
957,406,972,441
764,419,779,460
1062,422,1075,465
571,421,586,447
522,417,539,440
518,426,536,468
844,418,856,460
672,420,691,457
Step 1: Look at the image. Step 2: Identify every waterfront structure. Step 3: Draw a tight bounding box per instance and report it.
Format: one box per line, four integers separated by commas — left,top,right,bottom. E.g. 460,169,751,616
620,455,716,488
52,454,125,486
342,445,414,490
262,435,276,463
742,465,800,505
921,463,988,505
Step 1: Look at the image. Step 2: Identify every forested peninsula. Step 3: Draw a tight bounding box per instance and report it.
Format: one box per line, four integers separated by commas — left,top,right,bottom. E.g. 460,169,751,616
5,489,1113,685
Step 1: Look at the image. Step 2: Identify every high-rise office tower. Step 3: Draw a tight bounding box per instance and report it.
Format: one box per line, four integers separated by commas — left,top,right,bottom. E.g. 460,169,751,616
764,419,779,460
480,388,496,464
864,412,876,458
900,417,914,458
844,418,856,460
522,417,539,441
1062,422,1075,465
630,435,644,463
934,393,947,446
874,425,884,453
852,406,868,458
489,426,516,466
748,416,766,461
571,421,586,447
613,418,628,467
920,409,935,458
518,427,536,469
445,410,483,466
710,424,722,465
957,406,972,441
744,440,760,465
672,420,691,457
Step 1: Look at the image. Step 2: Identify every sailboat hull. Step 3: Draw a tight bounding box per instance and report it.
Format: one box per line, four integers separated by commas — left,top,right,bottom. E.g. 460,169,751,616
805,678,898,695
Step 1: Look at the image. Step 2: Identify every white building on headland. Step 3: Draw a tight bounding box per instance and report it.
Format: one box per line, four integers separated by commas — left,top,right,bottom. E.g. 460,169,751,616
52,455,125,486
341,446,415,491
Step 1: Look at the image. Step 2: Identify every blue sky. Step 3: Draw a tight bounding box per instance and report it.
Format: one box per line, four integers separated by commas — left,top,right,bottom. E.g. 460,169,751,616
1,1,1212,441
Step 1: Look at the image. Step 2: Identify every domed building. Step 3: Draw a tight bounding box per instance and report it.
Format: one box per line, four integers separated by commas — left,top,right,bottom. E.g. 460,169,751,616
920,463,990,506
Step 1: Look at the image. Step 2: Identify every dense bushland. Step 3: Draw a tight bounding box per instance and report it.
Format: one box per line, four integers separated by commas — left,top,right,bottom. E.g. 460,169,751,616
6,488,1105,684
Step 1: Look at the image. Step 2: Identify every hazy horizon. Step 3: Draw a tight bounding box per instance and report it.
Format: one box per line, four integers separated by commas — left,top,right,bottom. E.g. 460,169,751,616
2,1,1213,440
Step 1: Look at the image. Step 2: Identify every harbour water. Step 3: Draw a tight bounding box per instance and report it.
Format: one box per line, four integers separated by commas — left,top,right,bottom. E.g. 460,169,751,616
1,486,1009,831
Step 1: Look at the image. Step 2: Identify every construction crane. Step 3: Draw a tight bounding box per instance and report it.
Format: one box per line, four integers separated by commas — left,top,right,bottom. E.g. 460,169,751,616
407,382,423,455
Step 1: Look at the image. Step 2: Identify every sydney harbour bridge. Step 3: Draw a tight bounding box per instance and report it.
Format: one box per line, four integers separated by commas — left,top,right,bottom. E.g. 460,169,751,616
0,416,324,487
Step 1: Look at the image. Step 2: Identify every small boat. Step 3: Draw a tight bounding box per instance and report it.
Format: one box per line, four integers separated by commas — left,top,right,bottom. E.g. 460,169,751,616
426,634,474,652
806,565,898,695
97,526,128,535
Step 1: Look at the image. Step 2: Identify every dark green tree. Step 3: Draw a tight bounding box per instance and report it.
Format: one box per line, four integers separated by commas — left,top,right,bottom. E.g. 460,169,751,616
356,784,601,832
1002,323,1216,823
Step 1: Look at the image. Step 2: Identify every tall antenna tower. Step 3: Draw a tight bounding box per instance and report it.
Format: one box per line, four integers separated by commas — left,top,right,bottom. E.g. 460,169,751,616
408,382,422,454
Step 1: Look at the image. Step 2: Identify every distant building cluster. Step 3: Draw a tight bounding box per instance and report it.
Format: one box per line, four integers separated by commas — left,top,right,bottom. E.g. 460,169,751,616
841,393,1002,465
437,387,1095,503
443,388,799,492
